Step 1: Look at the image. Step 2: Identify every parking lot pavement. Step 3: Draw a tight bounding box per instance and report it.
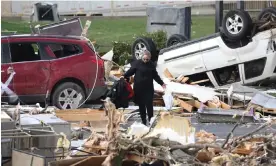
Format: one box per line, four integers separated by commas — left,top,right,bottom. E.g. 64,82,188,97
122,115,276,140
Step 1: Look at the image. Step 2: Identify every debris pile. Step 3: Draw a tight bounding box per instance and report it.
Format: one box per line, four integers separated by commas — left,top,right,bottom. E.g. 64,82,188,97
67,98,276,166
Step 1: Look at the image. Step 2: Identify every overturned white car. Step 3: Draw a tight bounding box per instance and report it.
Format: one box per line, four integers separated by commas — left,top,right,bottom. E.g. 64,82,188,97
131,8,276,88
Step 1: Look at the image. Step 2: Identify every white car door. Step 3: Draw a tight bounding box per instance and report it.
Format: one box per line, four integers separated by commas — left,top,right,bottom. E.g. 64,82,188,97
201,35,240,71
236,30,275,84
237,31,271,63
157,40,206,78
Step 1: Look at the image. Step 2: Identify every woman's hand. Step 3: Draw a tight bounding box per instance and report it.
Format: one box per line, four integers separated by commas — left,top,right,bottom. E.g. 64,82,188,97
162,84,166,89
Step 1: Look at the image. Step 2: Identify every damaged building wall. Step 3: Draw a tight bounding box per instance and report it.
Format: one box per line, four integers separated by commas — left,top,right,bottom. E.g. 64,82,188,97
146,7,190,38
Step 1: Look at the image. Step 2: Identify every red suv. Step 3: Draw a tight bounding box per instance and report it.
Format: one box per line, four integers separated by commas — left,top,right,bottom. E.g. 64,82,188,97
1,34,107,109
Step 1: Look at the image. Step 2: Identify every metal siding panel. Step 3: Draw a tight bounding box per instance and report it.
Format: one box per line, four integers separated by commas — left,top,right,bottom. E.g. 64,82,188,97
92,1,111,12
78,1,91,12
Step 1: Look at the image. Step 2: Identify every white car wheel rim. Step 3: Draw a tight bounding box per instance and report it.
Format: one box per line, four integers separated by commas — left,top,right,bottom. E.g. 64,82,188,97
226,14,243,35
58,88,82,109
134,42,147,60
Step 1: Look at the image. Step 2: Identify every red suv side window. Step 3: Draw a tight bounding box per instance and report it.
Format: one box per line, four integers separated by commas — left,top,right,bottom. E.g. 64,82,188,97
10,43,41,63
47,43,82,59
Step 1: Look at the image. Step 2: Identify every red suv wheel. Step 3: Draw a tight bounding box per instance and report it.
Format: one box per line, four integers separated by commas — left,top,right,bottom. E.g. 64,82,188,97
52,82,85,109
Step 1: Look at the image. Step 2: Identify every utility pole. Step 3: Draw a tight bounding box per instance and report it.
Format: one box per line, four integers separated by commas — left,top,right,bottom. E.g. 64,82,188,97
237,0,245,10
215,1,223,33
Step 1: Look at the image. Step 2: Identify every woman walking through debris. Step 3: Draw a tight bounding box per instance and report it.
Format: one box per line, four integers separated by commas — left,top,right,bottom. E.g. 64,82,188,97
122,50,166,125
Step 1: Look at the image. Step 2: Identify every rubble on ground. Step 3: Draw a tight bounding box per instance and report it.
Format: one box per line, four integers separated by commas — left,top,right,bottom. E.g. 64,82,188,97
1,60,276,166
63,100,276,166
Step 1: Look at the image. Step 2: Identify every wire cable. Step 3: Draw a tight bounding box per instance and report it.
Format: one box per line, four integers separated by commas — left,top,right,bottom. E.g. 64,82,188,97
77,37,99,108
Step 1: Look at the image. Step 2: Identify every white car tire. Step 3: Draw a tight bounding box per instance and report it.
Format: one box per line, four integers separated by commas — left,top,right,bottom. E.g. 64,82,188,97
222,10,252,41
258,7,276,21
166,34,188,47
132,37,157,62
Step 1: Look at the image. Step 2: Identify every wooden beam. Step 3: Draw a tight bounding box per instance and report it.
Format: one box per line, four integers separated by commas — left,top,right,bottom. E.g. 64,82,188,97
207,101,219,108
176,75,185,82
190,79,210,85
189,100,207,109
180,77,189,83
175,75,189,84
164,68,174,78
55,109,108,122
177,99,193,112
220,101,231,110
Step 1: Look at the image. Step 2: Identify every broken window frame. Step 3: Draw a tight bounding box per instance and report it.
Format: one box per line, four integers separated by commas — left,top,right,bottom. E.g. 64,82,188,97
45,43,83,59
9,42,43,63
37,4,55,21
244,57,267,80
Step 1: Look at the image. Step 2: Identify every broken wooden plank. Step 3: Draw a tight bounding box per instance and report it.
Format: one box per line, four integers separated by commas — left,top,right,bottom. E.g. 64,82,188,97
177,99,193,112
188,100,207,109
207,101,219,108
164,68,174,78
206,100,230,109
248,103,276,114
55,109,108,122
220,101,231,110
180,77,189,83
176,75,185,82
82,145,106,150
190,79,210,85
262,108,276,114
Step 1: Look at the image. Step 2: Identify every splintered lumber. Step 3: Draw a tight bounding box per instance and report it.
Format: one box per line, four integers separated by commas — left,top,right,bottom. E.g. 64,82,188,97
176,75,185,82
262,108,276,114
247,103,276,115
232,137,265,155
190,79,210,85
220,101,231,110
207,100,231,110
164,68,174,79
177,99,193,112
207,101,219,108
180,77,189,83
55,109,108,122
194,100,205,109
176,75,189,84
187,100,207,109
